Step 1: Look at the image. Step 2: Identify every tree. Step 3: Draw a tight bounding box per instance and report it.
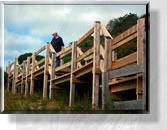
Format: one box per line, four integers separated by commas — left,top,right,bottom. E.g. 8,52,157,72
18,53,44,65
106,13,139,58
106,13,138,38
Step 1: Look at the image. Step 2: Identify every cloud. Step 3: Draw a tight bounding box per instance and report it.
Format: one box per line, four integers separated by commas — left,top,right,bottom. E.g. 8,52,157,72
4,4,146,67
4,29,43,60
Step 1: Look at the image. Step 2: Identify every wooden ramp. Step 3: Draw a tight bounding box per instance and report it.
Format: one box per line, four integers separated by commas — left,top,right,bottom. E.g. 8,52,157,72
6,18,146,110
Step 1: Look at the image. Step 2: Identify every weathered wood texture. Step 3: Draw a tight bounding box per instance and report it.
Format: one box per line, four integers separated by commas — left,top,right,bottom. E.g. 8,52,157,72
109,64,143,79
25,57,30,97
43,43,50,99
137,18,146,110
49,53,56,99
69,42,77,107
92,21,100,109
102,37,111,110
30,53,35,95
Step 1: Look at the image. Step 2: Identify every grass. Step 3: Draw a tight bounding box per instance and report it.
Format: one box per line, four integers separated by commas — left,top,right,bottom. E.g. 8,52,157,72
4,89,93,111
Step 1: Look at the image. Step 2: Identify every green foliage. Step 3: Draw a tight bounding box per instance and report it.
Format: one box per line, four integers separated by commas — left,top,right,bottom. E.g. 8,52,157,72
78,36,93,52
116,38,137,58
18,53,32,64
63,54,71,64
18,53,44,65
107,13,138,37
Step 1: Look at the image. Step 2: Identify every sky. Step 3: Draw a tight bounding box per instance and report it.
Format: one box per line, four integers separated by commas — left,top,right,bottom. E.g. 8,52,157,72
4,4,146,67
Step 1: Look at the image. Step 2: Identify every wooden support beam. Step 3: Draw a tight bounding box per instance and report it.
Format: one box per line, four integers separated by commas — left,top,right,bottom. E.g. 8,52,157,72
21,61,26,94
69,41,77,107
111,52,137,70
30,53,35,95
92,21,101,109
7,62,11,92
12,58,18,94
111,80,136,93
109,64,143,79
49,53,56,99
137,18,146,109
25,57,30,97
101,24,113,39
102,36,111,110
43,43,50,99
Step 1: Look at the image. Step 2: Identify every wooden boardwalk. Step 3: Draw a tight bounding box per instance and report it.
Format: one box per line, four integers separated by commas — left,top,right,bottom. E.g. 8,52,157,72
6,18,146,110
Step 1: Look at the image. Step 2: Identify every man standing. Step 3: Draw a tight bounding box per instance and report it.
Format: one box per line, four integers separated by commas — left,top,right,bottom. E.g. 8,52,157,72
51,32,65,66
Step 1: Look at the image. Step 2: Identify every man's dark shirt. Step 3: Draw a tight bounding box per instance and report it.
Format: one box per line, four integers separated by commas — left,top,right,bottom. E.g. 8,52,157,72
51,36,64,53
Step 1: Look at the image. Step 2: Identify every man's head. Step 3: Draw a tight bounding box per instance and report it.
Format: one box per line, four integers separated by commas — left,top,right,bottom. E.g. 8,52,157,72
52,32,58,38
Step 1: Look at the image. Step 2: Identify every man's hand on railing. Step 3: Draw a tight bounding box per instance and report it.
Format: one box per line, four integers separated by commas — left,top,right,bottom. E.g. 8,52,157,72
62,46,65,52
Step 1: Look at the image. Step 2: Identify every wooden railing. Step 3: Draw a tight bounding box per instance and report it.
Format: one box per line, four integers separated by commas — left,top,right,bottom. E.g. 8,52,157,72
6,18,146,110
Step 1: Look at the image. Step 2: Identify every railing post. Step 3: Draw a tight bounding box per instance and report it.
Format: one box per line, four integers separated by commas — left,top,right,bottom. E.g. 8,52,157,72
49,53,56,99
137,18,145,110
21,61,26,94
69,41,77,107
102,36,111,110
43,43,50,99
92,21,101,109
7,62,11,92
25,57,30,97
30,53,35,95
12,58,17,94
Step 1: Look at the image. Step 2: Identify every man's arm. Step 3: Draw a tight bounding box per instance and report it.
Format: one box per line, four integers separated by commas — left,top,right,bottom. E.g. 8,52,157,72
60,37,65,51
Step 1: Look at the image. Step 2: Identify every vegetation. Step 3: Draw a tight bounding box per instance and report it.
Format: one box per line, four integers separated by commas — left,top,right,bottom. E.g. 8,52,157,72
18,53,44,65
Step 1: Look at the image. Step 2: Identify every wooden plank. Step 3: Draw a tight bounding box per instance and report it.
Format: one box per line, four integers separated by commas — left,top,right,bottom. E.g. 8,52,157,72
109,64,143,79
35,58,45,67
100,45,105,59
112,32,137,50
111,80,136,93
111,52,137,70
76,48,93,62
21,61,26,94
74,61,93,78
49,53,56,99
76,27,94,45
12,58,17,94
102,36,111,110
92,21,100,109
101,24,113,39
43,43,50,99
55,62,71,72
35,46,45,55
57,46,72,58
25,57,30,97
77,47,83,55
108,74,142,85
112,25,137,45
137,18,146,110
69,42,77,107
30,53,35,95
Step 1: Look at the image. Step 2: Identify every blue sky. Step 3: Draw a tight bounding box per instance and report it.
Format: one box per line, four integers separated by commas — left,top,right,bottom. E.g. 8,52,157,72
4,4,146,67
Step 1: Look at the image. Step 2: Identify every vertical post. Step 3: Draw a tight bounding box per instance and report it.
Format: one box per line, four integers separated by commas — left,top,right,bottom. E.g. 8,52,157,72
49,53,56,99
25,57,30,97
12,58,17,94
92,21,101,109
137,18,145,109
43,43,50,99
30,53,35,95
69,41,77,107
7,62,11,92
102,36,111,110
21,61,26,94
